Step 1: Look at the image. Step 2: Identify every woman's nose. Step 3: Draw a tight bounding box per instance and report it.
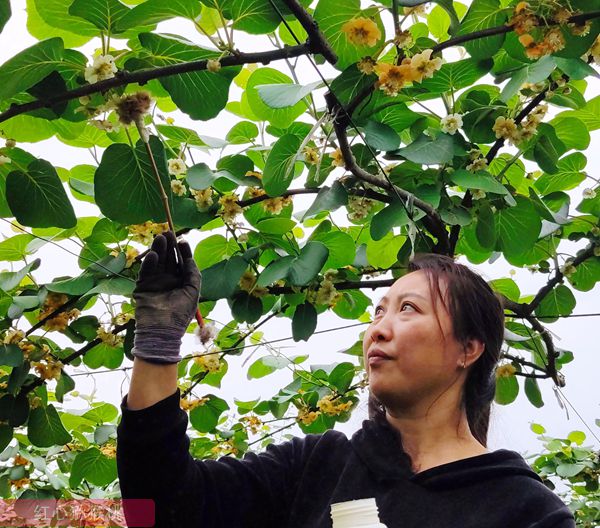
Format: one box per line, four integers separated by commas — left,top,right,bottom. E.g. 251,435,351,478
370,318,392,342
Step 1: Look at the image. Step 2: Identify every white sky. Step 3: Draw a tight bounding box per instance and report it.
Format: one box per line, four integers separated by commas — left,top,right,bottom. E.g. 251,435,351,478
1,0,598,471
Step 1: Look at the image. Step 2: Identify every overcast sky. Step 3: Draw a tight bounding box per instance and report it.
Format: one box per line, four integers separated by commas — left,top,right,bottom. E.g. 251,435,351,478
1,0,598,466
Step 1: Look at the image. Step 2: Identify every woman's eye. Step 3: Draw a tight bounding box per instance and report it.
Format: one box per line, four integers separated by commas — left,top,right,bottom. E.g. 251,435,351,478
374,306,384,315
401,303,416,312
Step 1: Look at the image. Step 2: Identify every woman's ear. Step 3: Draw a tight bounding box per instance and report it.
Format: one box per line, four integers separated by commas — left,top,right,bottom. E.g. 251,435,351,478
461,338,485,368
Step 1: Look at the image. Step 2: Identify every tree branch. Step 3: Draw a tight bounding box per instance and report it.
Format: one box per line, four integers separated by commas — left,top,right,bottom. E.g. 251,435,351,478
0,43,313,124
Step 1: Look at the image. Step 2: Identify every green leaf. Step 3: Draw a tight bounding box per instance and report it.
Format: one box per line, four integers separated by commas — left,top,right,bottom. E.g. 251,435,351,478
82,403,118,423
33,0,98,37
0,38,64,101
567,430,586,446
451,169,508,194
535,284,576,323
256,218,296,235
27,404,71,447
246,68,307,127
366,233,405,268
194,234,232,270
134,33,239,121
558,95,600,131
288,241,329,286
568,258,600,292
475,204,496,250
420,58,492,93
257,256,295,287
46,275,94,295
87,277,135,296
364,120,401,152
0,345,23,367
0,424,12,453
256,81,321,109
68,0,130,33
116,0,201,31
302,181,348,220
263,134,302,197
200,256,248,300
489,278,520,302
501,56,556,103
226,121,259,144
247,356,279,379
395,133,456,165
333,289,371,319
534,152,586,195
0,235,35,262
370,202,410,241
495,197,541,258
524,377,544,408
55,371,75,403
26,0,91,48
553,57,599,81
314,0,385,70
231,292,262,324
189,395,229,433
292,302,317,342
69,448,117,488
556,462,585,478
457,0,507,59
0,259,40,292
550,116,590,151
311,231,355,269
95,136,173,225
495,374,519,405
328,362,355,393
0,0,11,33
7,159,76,228
530,423,546,435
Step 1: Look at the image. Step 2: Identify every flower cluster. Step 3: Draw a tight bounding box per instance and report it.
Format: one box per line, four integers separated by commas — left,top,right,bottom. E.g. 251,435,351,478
84,54,117,84
347,196,375,221
128,221,169,245
180,396,209,411
374,49,443,97
315,278,343,307
3,329,24,345
218,193,243,223
96,326,124,348
262,195,293,215
239,270,269,297
194,350,222,373
31,356,63,381
191,188,213,211
110,246,139,268
316,394,353,416
296,404,321,426
239,414,263,434
38,293,80,332
330,148,345,168
560,260,577,277
113,312,133,326
466,149,488,172
10,478,30,490
100,443,117,459
341,17,381,47
495,363,517,378
511,2,590,59
210,439,239,457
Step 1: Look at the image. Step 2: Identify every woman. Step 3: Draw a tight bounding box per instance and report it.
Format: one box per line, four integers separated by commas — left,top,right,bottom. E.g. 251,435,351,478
116,232,575,527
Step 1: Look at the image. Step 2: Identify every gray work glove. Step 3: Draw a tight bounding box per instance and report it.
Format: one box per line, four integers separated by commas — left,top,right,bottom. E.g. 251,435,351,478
132,231,201,364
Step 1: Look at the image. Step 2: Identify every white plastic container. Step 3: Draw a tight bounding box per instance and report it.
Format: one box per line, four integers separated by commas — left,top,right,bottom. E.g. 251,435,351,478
330,498,388,528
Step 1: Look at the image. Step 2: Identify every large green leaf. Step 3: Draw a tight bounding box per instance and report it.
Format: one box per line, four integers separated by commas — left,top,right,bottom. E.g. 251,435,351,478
500,56,557,103
311,231,355,269
27,404,72,447
133,33,240,121
534,153,586,195
457,0,507,59
189,395,229,433
0,38,64,101
116,0,201,31
262,134,302,197
246,68,307,128
568,258,600,292
69,448,117,488
451,169,508,195
69,0,130,33
33,0,98,37
314,0,385,70
7,159,76,228
394,133,456,165
524,377,544,408
535,284,576,323
94,136,173,225
302,181,348,220
549,116,590,151
495,373,519,405
494,197,541,258
200,256,248,300
256,81,322,109
370,202,410,241
558,95,600,131
26,0,91,48
288,241,329,286
420,58,492,93
292,302,317,342
0,0,11,33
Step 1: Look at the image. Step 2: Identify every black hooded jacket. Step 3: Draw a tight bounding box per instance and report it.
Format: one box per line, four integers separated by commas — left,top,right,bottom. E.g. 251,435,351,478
116,388,575,528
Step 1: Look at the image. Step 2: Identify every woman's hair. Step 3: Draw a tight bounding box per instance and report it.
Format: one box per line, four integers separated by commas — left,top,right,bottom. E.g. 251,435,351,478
367,253,505,447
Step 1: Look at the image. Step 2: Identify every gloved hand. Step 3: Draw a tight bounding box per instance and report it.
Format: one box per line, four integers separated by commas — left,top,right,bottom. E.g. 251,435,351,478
132,231,201,364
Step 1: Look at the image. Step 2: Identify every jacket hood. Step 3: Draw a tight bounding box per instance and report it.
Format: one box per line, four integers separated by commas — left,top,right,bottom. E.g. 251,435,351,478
351,419,543,490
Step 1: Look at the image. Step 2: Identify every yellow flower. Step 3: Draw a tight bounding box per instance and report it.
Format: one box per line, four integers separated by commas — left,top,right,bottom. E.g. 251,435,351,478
113,312,133,326
590,36,600,64
357,57,377,75
495,363,517,378
245,170,263,180
316,280,342,307
125,246,139,268
394,30,413,49
303,147,320,165
317,394,354,416
341,17,381,47
128,221,169,245
542,28,565,54
410,49,443,82
440,113,463,135
3,329,25,345
330,148,345,168
96,327,124,348
218,193,243,223
207,59,222,73
194,351,222,373
492,116,520,144
240,414,263,434
191,188,213,211
375,62,416,96
466,157,488,173
100,444,117,458
32,358,63,381
171,179,187,197
296,406,321,426
84,54,117,84
180,396,209,411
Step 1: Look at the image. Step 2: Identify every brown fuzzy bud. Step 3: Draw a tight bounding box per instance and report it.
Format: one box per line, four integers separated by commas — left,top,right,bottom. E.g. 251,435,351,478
115,92,152,125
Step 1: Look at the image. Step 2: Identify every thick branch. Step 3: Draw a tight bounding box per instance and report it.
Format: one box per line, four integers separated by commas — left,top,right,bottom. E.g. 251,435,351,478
0,44,312,124
280,0,337,65
325,92,449,252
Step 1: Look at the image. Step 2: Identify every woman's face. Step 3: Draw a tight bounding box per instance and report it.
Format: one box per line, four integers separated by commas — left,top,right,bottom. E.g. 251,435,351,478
362,270,467,412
